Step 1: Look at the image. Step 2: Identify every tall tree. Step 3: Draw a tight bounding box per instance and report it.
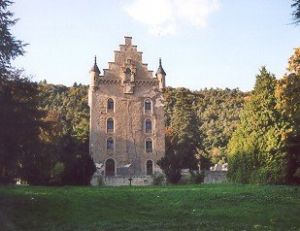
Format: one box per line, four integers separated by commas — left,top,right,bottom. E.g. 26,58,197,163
275,47,300,183
227,67,288,184
0,0,31,184
37,82,95,185
0,0,25,75
171,88,202,169
0,74,43,184
159,88,204,183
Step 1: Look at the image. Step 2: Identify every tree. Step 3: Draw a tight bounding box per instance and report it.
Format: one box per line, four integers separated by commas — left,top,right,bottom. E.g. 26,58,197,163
37,82,95,185
163,87,246,165
227,67,288,184
195,88,246,164
287,47,300,74
275,47,300,183
171,88,201,170
292,0,300,25
157,128,182,183
158,88,204,183
0,74,44,184
0,1,35,184
0,0,25,75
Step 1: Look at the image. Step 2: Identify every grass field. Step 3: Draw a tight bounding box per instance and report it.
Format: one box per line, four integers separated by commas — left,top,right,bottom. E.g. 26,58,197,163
0,184,299,231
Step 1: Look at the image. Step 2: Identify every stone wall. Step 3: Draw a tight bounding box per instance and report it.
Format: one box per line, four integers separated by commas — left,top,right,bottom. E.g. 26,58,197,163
203,170,227,183
91,175,153,186
89,36,165,177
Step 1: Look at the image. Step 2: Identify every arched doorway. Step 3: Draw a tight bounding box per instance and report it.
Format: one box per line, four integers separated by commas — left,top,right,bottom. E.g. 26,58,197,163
146,160,153,175
105,159,115,176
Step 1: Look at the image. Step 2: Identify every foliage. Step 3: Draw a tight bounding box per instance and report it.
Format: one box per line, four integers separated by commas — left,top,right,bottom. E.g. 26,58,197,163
0,0,32,184
190,171,204,184
152,173,166,185
195,88,246,164
37,82,95,185
157,128,182,183
0,74,44,184
275,49,300,183
292,0,300,25
50,162,65,185
162,87,245,166
0,0,25,75
1,184,300,230
227,67,297,184
171,88,202,169
288,47,300,74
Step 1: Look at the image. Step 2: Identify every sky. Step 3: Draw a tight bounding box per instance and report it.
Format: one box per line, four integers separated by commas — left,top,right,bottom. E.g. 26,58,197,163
11,0,300,91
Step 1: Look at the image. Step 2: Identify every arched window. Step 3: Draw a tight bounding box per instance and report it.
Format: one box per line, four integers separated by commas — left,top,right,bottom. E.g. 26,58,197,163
107,98,114,111
107,137,114,150
146,160,153,175
145,119,152,133
145,139,152,153
107,118,114,133
105,159,115,176
144,99,151,112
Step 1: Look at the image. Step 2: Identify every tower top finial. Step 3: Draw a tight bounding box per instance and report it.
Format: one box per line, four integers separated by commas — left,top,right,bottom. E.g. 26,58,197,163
156,57,166,76
90,55,100,74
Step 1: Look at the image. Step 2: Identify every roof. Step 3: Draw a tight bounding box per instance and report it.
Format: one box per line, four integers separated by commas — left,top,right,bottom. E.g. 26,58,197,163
90,56,100,73
156,58,166,76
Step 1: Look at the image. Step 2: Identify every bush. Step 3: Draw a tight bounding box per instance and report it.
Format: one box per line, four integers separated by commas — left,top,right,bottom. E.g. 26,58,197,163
152,173,166,185
190,171,204,184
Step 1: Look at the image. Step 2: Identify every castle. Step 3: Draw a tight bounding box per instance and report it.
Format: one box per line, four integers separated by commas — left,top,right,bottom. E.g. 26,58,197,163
88,36,166,184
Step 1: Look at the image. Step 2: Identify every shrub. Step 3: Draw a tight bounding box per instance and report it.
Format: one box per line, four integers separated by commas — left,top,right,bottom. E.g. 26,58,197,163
190,171,204,184
152,173,166,185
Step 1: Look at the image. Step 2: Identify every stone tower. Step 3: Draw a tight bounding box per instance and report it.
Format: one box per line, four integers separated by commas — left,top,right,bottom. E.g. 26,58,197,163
88,36,166,180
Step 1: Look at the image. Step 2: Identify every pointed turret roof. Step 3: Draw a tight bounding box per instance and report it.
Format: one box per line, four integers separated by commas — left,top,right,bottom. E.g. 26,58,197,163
90,56,100,74
156,58,166,76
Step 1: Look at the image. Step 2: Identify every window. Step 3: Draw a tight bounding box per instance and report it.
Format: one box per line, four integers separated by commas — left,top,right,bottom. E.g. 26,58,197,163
146,160,153,175
144,99,151,112
145,119,152,133
107,98,114,111
145,139,152,153
125,68,131,81
107,118,114,133
107,137,114,150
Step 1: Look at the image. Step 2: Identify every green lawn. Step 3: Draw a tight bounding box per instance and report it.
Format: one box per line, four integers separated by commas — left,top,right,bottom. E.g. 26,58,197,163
0,184,299,231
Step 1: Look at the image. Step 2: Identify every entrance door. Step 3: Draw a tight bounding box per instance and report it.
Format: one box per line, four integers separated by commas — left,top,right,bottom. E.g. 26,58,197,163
105,159,115,176
146,160,153,175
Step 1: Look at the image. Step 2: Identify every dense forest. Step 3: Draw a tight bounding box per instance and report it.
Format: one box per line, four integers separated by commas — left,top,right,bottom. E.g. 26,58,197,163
1,0,300,185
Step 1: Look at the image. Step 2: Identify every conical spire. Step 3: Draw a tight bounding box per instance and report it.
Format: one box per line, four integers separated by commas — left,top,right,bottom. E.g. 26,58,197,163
156,57,166,76
90,56,100,74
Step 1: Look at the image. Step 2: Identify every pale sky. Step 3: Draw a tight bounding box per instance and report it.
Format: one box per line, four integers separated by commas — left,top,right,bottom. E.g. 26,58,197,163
11,0,300,91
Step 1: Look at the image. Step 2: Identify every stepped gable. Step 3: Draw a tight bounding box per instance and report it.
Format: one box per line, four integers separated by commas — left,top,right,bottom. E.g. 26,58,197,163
100,36,154,81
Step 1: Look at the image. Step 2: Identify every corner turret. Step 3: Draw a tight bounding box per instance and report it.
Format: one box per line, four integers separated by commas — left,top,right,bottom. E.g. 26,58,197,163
89,56,100,87
156,58,166,90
